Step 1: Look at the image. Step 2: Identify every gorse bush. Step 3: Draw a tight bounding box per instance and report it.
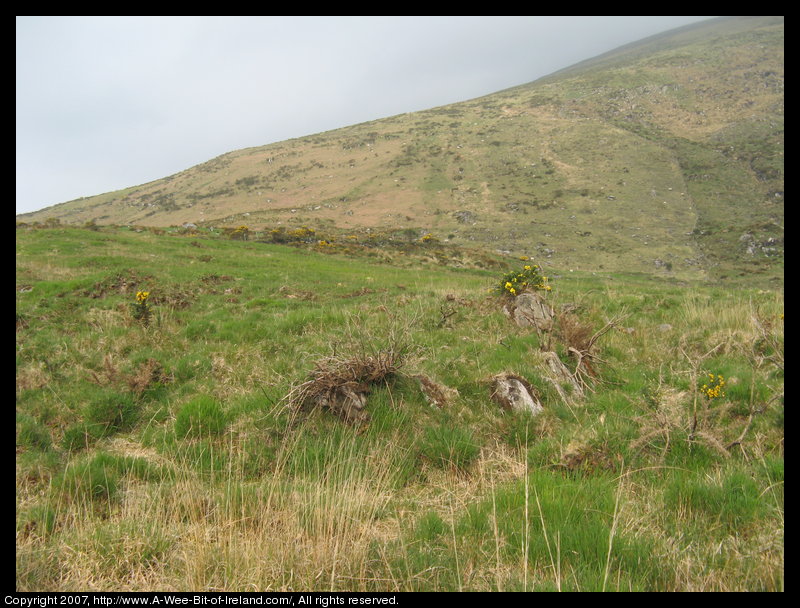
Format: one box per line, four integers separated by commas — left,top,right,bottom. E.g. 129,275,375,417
700,372,726,400
227,225,250,241
496,263,551,297
131,290,151,325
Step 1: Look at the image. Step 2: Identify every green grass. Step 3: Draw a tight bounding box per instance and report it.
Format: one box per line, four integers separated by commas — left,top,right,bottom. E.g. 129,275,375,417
17,19,783,286
174,395,228,439
418,423,481,473
16,225,783,591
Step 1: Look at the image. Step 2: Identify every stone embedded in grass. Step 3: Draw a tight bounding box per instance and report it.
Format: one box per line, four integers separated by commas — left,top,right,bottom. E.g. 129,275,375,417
490,373,543,415
503,292,555,333
314,384,371,425
537,350,585,403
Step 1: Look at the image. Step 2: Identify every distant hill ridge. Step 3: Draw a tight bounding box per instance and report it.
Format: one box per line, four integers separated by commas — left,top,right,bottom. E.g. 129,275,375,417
18,16,783,282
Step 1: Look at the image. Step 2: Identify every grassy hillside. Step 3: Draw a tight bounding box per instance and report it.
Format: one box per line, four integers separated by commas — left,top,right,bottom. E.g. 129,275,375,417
16,225,783,591
17,17,783,283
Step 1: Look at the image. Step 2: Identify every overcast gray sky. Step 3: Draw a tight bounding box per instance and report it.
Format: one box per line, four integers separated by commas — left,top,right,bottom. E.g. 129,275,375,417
16,16,715,215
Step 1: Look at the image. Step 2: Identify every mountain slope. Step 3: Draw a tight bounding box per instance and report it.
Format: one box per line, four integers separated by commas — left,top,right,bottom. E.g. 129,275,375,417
18,16,783,282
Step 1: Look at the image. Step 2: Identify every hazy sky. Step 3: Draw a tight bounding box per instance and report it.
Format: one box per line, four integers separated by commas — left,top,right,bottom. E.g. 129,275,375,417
16,16,715,215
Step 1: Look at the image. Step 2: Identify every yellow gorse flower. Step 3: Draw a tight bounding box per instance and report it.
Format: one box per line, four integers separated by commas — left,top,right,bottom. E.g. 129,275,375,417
498,262,552,297
136,291,150,304
700,373,725,400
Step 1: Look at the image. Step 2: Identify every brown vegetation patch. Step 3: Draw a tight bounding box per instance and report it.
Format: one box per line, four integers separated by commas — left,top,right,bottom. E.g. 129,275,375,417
557,312,594,353
414,374,458,408
16,313,30,331
557,441,621,475
125,359,173,397
557,312,624,394
150,286,194,309
81,271,152,298
88,355,172,397
284,348,406,424
198,273,233,285
277,285,317,301
338,287,381,299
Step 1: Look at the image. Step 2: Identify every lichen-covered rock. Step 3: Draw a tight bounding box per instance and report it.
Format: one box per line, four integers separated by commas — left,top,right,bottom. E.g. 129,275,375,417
503,292,555,332
535,350,584,404
490,373,543,415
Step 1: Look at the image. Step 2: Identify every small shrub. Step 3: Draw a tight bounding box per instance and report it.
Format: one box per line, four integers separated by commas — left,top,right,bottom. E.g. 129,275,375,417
699,372,726,400
228,225,250,241
268,227,289,243
131,290,152,325
174,395,228,439
295,226,316,241
284,348,407,424
496,263,551,297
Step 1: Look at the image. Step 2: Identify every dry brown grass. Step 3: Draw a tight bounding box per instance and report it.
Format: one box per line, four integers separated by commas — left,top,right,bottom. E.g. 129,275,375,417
86,354,172,397
413,374,459,408
283,347,407,424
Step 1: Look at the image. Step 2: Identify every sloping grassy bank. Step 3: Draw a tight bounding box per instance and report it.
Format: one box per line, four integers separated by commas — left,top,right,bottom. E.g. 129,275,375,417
16,226,783,591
